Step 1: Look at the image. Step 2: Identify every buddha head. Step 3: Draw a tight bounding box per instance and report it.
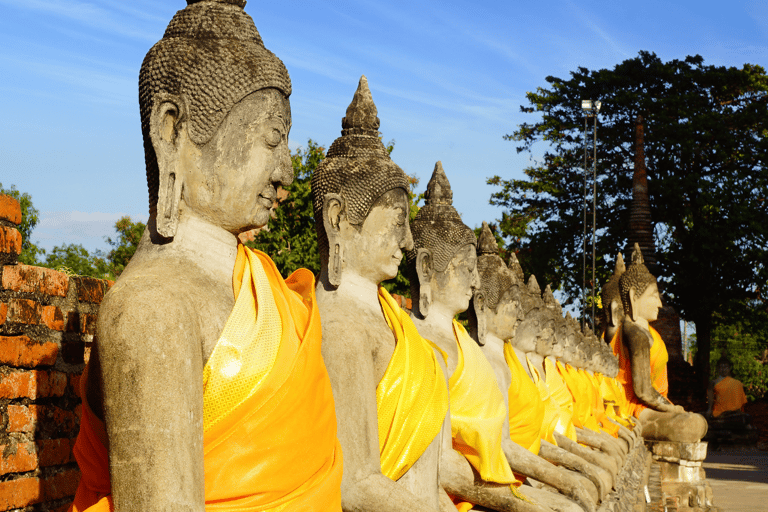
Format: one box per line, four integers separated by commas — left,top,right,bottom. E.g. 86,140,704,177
600,253,626,331
619,243,662,322
407,163,478,319
512,275,554,353
312,76,412,288
560,313,580,364
140,0,293,237
471,222,523,345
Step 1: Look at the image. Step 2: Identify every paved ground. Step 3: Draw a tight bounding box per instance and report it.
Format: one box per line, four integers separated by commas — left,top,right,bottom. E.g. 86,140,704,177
704,446,768,511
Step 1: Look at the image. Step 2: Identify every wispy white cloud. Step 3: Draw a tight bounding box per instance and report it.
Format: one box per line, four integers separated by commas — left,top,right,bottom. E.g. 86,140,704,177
564,0,630,59
0,0,159,41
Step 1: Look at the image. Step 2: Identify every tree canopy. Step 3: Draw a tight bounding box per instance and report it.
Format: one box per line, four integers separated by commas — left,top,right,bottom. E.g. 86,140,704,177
489,51,768,390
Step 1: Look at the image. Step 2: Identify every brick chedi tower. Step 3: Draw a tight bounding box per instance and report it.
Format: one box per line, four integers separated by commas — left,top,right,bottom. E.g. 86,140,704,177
628,116,701,410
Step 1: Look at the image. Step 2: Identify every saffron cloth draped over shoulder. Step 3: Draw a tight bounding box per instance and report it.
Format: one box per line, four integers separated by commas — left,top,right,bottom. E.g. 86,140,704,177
543,358,578,442
449,320,517,485
611,326,670,418
526,356,563,446
503,344,545,456
69,246,343,512
377,287,449,481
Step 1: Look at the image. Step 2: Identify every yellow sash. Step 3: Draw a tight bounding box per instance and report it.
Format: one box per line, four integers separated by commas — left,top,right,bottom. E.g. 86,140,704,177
503,344,544,455
526,356,562,446
543,358,578,442
377,287,449,481
449,321,517,485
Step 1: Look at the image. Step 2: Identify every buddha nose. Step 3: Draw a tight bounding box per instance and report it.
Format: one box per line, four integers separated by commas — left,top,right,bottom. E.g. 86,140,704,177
271,147,293,187
402,225,414,252
470,266,480,291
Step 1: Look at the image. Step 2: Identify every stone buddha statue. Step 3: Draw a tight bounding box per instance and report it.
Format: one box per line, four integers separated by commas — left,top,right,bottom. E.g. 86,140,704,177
616,244,708,443
73,2,343,511
407,172,553,512
313,77,451,512
600,254,626,345
466,223,599,512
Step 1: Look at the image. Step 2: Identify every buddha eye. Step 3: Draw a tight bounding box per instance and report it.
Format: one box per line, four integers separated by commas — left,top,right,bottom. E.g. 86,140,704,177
265,128,282,148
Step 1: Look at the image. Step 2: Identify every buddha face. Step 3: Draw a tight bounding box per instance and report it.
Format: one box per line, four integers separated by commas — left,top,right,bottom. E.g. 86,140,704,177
535,317,557,356
485,288,523,341
341,188,412,285
631,282,662,322
432,244,478,316
513,310,552,353
551,322,567,358
183,89,293,233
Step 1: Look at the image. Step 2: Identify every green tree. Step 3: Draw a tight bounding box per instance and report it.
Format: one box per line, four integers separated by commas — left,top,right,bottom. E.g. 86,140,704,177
246,138,421,298
105,216,145,277
0,183,43,264
246,139,325,276
41,243,111,279
490,51,768,391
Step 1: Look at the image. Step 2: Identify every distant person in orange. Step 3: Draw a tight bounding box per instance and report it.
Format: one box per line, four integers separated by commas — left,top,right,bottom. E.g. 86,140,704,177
707,357,748,418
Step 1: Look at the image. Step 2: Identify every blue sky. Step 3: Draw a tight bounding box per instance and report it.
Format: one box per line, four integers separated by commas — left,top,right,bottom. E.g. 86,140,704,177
1,0,766,255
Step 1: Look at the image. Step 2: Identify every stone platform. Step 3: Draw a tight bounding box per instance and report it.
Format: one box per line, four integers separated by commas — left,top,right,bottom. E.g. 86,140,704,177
644,440,717,511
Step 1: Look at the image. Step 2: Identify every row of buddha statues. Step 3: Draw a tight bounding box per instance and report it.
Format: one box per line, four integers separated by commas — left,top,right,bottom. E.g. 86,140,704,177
66,2,708,511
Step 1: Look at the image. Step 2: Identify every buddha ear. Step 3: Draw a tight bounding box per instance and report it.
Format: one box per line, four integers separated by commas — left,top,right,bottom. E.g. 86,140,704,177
150,98,186,238
470,292,487,346
323,193,345,287
627,286,638,322
415,248,433,317
609,299,621,327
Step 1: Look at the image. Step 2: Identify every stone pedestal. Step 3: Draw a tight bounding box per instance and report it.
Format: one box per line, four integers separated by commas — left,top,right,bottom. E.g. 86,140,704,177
646,441,717,511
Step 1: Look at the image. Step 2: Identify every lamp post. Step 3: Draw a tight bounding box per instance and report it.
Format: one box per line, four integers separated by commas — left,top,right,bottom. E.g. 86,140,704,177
581,99,601,331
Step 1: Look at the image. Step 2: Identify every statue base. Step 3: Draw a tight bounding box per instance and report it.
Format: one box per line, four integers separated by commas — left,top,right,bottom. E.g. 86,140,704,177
644,440,718,511
596,440,651,512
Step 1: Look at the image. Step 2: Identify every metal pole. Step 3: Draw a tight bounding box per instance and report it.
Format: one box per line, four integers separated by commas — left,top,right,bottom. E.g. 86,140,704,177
592,112,597,332
583,113,588,330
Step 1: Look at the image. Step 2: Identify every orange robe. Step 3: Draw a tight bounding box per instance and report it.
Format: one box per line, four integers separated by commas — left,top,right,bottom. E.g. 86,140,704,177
610,327,670,418
583,370,619,437
69,247,343,512
712,376,748,417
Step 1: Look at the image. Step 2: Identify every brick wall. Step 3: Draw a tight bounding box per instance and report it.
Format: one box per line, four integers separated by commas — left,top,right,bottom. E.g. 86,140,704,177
0,195,112,512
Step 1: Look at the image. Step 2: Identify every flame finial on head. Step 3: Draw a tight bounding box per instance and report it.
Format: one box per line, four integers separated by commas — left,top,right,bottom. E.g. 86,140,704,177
477,221,498,256
615,252,626,274
508,252,525,282
424,161,453,206
341,75,380,136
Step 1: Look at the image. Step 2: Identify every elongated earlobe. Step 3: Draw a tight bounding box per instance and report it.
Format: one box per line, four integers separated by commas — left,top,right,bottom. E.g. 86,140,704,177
416,248,433,317
628,287,637,322
323,193,344,287
470,293,487,346
150,99,185,238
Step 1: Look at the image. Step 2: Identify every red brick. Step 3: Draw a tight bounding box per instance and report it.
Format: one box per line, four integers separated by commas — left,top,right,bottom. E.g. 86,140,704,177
0,303,6,325
76,277,105,303
36,439,71,467
0,196,21,225
7,405,38,433
43,468,80,501
1,265,69,297
79,313,97,335
41,305,65,331
6,299,42,325
0,335,58,367
0,226,22,256
0,442,37,475
0,370,68,399
69,373,82,398
0,476,42,510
